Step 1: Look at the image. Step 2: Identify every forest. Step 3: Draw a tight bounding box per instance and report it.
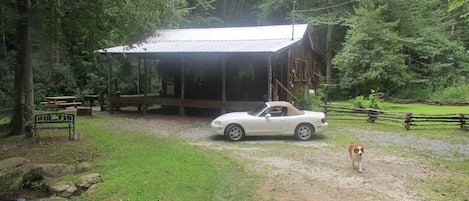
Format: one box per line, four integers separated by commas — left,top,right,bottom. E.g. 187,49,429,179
1,0,468,134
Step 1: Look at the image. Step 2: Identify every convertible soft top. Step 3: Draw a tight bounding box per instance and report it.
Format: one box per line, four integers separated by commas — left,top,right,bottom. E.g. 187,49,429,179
265,101,304,116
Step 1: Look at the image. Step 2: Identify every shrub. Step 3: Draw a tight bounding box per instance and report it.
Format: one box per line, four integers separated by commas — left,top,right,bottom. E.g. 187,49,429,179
350,89,387,109
297,87,324,111
431,83,469,101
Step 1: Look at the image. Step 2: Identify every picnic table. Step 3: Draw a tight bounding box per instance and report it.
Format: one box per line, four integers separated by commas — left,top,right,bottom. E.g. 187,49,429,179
83,94,99,108
41,96,82,110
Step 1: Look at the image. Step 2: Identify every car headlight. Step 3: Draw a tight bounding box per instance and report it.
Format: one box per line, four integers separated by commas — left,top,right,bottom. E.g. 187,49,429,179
212,120,222,126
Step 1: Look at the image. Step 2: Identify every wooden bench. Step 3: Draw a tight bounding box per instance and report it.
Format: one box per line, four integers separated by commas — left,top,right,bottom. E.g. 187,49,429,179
34,113,75,140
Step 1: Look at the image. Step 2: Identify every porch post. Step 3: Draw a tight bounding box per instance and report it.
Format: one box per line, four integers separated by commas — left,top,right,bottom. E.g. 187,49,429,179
180,55,185,116
221,55,226,113
267,55,272,101
108,59,112,98
143,58,148,115
137,58,141,95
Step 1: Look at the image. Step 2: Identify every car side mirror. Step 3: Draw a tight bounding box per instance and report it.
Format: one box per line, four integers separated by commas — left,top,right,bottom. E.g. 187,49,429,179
265,113,272,118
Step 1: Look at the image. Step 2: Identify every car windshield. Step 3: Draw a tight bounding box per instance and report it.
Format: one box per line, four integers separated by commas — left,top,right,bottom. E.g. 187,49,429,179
247,103,268,116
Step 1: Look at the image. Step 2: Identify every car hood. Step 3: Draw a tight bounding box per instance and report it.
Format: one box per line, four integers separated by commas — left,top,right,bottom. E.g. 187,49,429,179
213,111,250,121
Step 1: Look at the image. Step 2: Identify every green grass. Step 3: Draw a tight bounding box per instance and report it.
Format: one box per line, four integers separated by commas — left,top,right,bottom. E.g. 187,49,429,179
323,104,469,201
68,117,257,201
2,102,468,200
329,101,469,114
0,116,9,124
386,103,469,114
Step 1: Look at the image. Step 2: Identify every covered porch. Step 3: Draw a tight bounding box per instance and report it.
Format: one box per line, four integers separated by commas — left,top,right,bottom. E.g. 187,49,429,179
99,24,322,116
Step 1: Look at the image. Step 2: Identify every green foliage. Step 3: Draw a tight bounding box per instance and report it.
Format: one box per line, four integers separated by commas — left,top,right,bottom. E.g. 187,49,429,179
0,51,15,108
332,0,469,99
33,63,78,103
297,87,324,111
332,2,408,97
431,83,469,101
448,0,469,23
350,89,387,109
2,0,468,111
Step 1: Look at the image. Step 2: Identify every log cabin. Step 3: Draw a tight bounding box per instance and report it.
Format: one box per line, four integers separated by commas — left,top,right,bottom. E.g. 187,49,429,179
98,24,323,115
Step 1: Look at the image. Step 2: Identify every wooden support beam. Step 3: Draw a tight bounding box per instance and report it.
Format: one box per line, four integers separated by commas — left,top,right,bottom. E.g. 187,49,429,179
267,55,272,101
180,55,185,116
137,58,141,95
221,56,226,113
142,58,148,114
108,58,112,98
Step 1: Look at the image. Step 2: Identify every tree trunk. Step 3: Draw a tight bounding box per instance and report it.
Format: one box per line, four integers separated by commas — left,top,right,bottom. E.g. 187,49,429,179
326,0,333,84
10,0,34,136
1,5,7,63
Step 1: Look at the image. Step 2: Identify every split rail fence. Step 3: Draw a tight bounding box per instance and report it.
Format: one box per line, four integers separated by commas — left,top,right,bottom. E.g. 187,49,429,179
323,105,468,130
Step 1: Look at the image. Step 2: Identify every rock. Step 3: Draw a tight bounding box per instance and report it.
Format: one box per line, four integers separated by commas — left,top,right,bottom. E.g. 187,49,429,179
43,179,78,197
23,164,76,180
0,157,29,191
76,162,92,173
85,183,101,197
76,173,103,188
0,157,29,171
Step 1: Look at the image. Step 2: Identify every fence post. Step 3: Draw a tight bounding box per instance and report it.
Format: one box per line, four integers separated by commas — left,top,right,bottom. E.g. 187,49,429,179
367,109,376,123
460,113,466,129
404,113,412,130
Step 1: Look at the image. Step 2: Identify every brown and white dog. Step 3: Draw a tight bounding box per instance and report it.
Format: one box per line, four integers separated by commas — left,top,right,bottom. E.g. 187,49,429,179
348,142,364,172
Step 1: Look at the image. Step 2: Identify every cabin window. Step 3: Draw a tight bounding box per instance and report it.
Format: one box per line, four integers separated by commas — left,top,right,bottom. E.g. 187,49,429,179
294,58,308,82
294,59,300,81
302,61,309,81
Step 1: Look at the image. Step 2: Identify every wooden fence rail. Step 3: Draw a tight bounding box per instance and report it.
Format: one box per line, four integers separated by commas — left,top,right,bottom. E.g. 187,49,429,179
323,105,468,130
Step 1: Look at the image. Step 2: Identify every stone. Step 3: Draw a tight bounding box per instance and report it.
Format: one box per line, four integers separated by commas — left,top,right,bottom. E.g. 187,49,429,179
0,157,29,171
76,173,103,188
85,183,101,197
76,162,92,173
23,164,76,180
43,179,79,197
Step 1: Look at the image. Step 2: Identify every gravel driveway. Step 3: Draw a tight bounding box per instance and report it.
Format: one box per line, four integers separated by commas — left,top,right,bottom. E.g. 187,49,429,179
102,111,469,201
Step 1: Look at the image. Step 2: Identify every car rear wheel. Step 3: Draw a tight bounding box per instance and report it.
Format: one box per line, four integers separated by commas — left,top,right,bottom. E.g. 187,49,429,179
295,123,314,140
225,124,244,141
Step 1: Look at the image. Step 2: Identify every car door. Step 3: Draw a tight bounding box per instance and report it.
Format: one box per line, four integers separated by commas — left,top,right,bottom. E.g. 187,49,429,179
246,106,290,135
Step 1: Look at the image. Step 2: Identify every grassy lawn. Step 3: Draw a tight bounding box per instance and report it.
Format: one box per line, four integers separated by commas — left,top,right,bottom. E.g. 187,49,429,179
330,101,469,114
1,102,468,200
385,102,469,114
0,116,258,201
73,116,258,201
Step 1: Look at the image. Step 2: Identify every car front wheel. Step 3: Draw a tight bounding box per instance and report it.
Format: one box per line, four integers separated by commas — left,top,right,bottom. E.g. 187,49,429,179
225,124,245,141
295,123,314,140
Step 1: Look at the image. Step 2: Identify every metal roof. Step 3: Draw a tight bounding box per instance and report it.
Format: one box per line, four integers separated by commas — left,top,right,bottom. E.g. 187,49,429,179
99,24,309,54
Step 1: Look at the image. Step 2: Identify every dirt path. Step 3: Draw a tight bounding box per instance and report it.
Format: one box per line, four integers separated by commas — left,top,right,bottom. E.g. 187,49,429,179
103,112,468,201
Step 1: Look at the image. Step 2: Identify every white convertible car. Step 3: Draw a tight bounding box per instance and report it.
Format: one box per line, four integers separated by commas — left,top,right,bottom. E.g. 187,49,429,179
211,101,328,141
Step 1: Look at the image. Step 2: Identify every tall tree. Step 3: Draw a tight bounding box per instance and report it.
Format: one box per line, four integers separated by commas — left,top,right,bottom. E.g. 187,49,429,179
4,0,198,135
332,0,468,98
332,0,407,96
10,0,33,136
